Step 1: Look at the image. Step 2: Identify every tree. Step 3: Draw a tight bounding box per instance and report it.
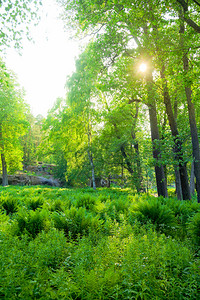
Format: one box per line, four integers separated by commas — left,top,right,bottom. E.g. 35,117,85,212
22,113,44,166
160,66,191,200
175,0,200,33
58,0,200,199
179,11,200,202
39,98,68,185
0,59,28,185
58,0,172,196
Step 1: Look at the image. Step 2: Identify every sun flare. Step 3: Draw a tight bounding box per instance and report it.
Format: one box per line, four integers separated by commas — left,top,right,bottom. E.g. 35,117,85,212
139,63,147,72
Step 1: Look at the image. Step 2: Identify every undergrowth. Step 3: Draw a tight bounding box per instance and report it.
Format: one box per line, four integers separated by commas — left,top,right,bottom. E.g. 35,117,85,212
0,186,199,299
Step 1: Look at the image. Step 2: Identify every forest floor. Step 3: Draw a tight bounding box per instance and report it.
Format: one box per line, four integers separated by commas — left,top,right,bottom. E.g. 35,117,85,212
0,186,199,299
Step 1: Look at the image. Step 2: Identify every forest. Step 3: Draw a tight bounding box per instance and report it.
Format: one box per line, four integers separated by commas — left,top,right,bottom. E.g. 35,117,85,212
0,0,200,299
1,0,200,200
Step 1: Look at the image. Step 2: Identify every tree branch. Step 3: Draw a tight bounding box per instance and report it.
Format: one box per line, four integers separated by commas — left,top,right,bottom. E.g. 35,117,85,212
176,0,188,11
192,0,200,8
128,98,141,104
184,16,200,33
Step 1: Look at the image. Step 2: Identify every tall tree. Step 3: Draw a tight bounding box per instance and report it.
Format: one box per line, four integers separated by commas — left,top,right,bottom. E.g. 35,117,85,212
58,0,200,198
179,10,200,202
160,66,191,200
0,59,28,185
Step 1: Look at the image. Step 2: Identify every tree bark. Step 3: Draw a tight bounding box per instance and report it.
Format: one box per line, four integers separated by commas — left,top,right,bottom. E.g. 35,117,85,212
175,167,183,200
184,76,200,202
180,17,200,203
190,160,195,196
1,153,8,186
146,71,168,197
160,66,191,200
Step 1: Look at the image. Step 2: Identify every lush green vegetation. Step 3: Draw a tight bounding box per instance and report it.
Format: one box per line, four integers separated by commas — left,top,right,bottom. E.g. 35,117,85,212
0,186,200,299
1,0,200,202
1,2,200,298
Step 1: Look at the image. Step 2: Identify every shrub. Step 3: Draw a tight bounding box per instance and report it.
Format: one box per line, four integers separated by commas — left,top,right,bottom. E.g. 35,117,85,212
53,206,102,238
28,229,70,270
27,197,44,211
50,199,65,212
1,196,18,215
188,212,200,245
121,230,199,299
75,193,96,210
15,209,50,238
128,198,176,233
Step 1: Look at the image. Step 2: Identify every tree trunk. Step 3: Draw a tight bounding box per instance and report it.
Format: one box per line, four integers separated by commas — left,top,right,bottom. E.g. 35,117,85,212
160,66,191,200
120,144,134,176
146,71,168,197
133,141,143,193
1,153,8,186
184,80,200,202
175,166,183,200
87,149,96,190
87,121,96,190
131,103,143,193
0,126,8,186
113,123,137,188
180,16,200,203
90,156,96,190
190,161,195,196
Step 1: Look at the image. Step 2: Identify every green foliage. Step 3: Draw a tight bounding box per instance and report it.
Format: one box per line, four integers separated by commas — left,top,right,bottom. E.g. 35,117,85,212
0,186,200,299
0,196,18,215
129,197,176,233
53,206,102,238
0,210,10,233
0,58,29,182
188,212,200,245
22,114,45,166
0,0,42,50
159,196,200,238
28,229,71,270
75,193,96,210
50,199,65,212
27,196,44,211
15,209,50,238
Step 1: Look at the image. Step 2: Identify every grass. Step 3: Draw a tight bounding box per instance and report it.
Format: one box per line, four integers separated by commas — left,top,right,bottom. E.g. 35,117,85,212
0,185,200,299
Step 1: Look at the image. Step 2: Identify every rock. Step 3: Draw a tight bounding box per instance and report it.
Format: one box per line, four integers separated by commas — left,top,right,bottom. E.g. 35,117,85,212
29,176,59,187
0,174,60,187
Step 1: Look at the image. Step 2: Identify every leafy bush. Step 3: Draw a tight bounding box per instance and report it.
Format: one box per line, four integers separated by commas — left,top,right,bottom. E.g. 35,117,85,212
50,199,65,212
121,230,199,299
27,197,44,210
188,212,200,245
53,206,102,238
0,196,18,215
107,196,131,221
129,198,176,233
75,193,96,210
15,209,50,238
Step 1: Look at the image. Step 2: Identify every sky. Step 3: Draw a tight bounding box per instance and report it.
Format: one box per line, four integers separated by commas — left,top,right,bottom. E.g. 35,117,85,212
4,0,80,117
